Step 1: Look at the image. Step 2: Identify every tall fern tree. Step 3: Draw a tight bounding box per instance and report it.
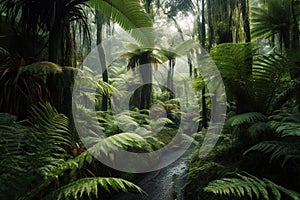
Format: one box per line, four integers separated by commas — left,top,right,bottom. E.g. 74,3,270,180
251,0,300,109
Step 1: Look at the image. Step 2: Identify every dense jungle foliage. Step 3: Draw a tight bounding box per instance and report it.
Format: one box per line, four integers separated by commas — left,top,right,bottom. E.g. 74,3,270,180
0,0,300,199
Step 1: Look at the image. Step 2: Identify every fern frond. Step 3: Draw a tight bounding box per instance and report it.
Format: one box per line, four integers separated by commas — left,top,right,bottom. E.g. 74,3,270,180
0,114,30,199
29,102,71,156
247,122,274,141
84,132,153,156
204,173,300,200
44,177,145,200
88,0,153,45
227,112,268,127
211,43,257,80
274,122,300,137
0,104,72,199
251,0,292,40
244,141,300,167
252,53,289,111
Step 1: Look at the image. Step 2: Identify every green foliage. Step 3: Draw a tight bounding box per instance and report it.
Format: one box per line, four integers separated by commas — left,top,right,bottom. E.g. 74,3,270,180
227,112,268,127
210,43,256,113
244,108,300,168
0,52,55,117
86,132,153,155
19,61,63,81
94,109,176,151
163,0,194,17
0,103,145,199
0,102,71,199
204,172,300,200
251,0,293,40
253,53,290,112
247,122,274,140
89,0,153,30
211,42,292,113
88,0,154,45
211,43,257,81
44,177,144,200
244,141,300,168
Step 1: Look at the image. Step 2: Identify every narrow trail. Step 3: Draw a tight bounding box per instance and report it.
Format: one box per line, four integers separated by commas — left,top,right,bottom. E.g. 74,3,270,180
112,146,194,200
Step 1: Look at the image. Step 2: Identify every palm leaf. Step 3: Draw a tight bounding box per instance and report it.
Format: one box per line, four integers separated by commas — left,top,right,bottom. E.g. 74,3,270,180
251,0,292,40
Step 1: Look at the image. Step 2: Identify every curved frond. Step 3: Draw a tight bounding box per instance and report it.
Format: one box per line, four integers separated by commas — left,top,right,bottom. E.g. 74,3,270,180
85,132,153,156
251,0,292,40
244,141,300,167
247,122,274,140
227,112,268,127
44,177,145,200
0,103,72,199
204,173,300,200
211,43,257,80
253,53,289,111
88,0,154,45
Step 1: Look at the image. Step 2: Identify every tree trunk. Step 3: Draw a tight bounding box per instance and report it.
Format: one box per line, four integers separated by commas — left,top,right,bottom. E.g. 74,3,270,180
290,0,300,110
139,52,153,109
202,87,208,128
167,58,175,99
96,11,109,111
201,0,206,48
49,24,63,64
241,0,251,42
207,0,213,50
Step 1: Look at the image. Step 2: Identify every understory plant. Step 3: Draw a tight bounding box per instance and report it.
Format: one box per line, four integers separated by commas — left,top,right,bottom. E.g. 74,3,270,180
0,102,149,199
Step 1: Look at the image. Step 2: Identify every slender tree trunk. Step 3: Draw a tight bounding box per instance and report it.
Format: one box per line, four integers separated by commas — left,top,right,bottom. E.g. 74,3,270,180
241,0,251,42
201,0,206,48
49,24,63,64
290,0,300,110
167,59,175,99
96,11,109,111
207,0,213,50
139,52,152,109
199,0,208,128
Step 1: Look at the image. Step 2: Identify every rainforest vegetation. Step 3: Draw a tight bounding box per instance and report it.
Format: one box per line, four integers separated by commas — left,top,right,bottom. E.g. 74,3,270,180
1,0,300,199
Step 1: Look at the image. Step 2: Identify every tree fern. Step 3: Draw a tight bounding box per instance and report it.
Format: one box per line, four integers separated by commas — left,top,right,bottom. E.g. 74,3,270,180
251,0,292,40
204,172,300,200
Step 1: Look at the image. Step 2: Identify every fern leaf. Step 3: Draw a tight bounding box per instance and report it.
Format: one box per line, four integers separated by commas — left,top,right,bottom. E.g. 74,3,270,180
88,0,153,45
43,177,145,200
247,122,273,140
84,132,152,156
227,112,268,127
204,173,300,200
244,141,300,167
